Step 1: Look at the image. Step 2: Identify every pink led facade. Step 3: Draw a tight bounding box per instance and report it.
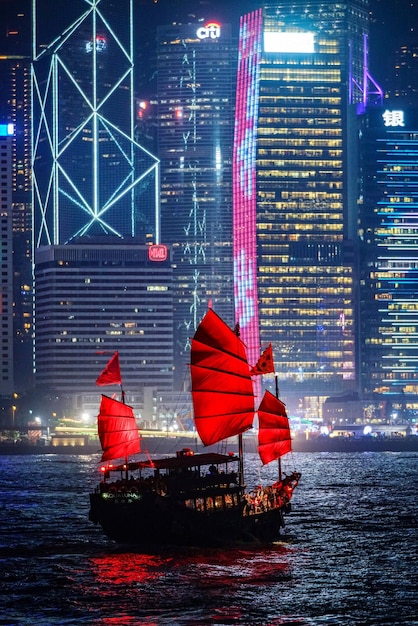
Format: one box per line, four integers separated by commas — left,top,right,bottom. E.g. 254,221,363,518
233,10,262,373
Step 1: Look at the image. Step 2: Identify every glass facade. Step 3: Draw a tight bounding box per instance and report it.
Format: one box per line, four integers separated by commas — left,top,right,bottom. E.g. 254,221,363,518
359,106,418,402
34,244,173,406
0,3,33,391
157,21,235,388
0,127,14,396
234,2,367,415
233,9,263,372
32,0,159,247
31,1,164,408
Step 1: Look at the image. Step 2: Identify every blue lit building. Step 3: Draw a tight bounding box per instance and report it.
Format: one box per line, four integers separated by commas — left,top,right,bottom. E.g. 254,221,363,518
156,20,235,389
358,105,418,417
32,0,160,246
31,1,170,412
0,123,15,397
0,1,33,392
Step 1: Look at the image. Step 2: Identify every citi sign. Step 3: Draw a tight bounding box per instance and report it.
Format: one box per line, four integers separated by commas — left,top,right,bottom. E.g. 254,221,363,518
196,22,221,40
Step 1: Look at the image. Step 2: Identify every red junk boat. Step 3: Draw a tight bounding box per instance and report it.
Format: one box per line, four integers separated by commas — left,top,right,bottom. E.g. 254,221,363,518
89,310,301,546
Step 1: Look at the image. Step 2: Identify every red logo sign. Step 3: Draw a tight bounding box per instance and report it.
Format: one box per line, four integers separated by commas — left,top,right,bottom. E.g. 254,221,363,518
148,244,168,262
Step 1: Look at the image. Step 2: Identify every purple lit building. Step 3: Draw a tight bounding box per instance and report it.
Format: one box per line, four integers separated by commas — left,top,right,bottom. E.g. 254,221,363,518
233,1,371,417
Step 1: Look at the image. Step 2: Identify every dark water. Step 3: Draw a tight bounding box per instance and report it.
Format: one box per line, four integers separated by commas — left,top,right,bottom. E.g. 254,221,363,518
0,452,416,626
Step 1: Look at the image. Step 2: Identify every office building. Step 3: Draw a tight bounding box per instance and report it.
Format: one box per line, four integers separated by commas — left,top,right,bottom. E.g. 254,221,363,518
0,123,15,397
156,20,235,389
358,105,418,420
0,1,33,391
34,243,173,415
233,1,371,416
32,0,160,247
369,0,418,109
31,1,164,410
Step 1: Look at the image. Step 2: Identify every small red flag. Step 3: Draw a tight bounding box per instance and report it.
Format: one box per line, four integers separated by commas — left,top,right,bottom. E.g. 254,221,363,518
96,352,122,386
251,344,275,376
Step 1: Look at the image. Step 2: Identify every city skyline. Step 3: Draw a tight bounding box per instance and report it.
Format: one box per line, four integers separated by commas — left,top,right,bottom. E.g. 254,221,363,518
0,0,415,428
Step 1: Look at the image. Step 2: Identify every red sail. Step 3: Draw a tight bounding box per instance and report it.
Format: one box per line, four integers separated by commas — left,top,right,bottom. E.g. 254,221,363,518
191,309,255,446
97,395,140,461
258,390,291,465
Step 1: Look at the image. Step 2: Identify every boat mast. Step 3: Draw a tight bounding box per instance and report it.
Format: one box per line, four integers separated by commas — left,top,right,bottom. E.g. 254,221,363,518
234,322,245,485
119,383,129,479
238,432,244,485
275,374,282,481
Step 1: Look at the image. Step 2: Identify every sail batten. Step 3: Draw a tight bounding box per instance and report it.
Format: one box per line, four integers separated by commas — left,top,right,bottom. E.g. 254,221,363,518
98,395,140,462
191,309,255,446
258,390,292,465
192,364,253,381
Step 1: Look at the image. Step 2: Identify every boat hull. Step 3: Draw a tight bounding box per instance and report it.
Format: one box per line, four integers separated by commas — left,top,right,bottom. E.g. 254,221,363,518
89,491,287,547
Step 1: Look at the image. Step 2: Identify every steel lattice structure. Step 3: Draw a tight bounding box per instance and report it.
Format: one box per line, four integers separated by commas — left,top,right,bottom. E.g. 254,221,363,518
32,0,160,247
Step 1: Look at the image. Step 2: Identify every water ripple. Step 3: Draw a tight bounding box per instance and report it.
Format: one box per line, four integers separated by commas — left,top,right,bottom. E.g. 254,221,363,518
0,452,417,625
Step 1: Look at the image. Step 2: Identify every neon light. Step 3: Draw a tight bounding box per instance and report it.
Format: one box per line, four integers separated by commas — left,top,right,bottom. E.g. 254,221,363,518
233,10,262,372
382,110,405,127
148,244,168,262
196,22,221,40
32,1,160,246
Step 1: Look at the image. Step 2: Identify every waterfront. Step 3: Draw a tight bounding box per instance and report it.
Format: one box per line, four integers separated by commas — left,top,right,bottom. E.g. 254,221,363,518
1,433,418,456
0,451,417,625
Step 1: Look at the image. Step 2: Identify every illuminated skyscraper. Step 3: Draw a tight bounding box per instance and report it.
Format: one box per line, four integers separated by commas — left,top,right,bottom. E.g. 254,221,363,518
0,1,33,391
31,1,168,410
389,43,418,107
156,20,235,388
0,123,15,397
32,0,160,247
358,105,418,417
234,2,369,416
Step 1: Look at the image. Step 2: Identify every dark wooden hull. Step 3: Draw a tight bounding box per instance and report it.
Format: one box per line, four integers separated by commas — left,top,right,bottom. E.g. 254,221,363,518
89,491,287,547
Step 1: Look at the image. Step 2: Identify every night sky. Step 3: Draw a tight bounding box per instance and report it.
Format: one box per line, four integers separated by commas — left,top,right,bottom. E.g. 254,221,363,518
0,0,417,98
132,0,418,99
1,0,416,52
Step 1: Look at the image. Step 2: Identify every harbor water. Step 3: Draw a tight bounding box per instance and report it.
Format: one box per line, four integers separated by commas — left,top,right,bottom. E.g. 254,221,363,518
0,451,416,625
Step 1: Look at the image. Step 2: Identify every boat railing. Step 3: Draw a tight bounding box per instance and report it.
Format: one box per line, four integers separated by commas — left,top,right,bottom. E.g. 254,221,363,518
242,476,300,516
96,470,240,498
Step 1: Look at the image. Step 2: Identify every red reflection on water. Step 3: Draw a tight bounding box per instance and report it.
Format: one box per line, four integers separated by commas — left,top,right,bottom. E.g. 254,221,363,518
90,552,172,586
100,619,158,626
87,545,294,625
